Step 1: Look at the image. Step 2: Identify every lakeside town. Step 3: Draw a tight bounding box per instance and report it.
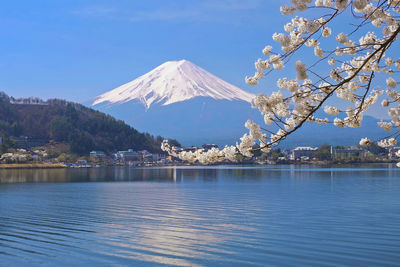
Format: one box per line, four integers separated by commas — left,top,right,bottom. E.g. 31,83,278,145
0,135,398,168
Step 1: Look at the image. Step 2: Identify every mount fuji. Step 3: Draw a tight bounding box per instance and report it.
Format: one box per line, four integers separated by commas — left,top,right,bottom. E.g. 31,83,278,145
91,60,384,148
93,60,254,108
92,60,262,146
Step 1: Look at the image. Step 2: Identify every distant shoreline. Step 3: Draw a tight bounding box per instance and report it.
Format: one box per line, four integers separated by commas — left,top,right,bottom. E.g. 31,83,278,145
0,163,66,169
0,161,396,170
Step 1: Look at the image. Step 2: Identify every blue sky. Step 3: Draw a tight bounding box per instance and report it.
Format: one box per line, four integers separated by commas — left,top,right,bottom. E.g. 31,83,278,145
1,0,397,120
0,0,286,102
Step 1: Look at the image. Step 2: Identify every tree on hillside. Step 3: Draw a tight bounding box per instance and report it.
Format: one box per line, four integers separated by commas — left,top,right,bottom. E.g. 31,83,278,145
0,93,172,155
162,0,400,165
315,144,332,160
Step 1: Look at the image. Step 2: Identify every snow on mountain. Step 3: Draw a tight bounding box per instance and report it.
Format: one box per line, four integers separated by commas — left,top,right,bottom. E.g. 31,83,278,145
92,60,255,108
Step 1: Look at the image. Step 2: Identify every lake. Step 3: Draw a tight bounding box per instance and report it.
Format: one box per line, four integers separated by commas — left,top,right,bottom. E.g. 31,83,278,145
1,164,400,266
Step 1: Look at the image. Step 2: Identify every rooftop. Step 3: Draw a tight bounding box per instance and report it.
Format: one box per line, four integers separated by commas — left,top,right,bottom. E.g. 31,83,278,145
293,147,318,151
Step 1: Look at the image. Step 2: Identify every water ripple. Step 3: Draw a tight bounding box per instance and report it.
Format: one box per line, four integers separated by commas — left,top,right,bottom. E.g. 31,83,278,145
1,166,400,266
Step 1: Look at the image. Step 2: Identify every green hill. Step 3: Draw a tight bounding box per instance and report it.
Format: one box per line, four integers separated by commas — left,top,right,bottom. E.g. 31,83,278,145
0,92,179,155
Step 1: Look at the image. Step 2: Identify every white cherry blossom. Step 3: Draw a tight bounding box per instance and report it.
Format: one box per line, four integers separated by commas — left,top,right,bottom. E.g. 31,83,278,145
162,0,400,166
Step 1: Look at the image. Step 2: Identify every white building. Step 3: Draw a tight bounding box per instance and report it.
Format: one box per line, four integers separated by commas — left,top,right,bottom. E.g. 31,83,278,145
291,146,318,160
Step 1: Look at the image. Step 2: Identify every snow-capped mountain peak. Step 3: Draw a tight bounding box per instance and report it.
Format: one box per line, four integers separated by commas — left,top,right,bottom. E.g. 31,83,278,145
92,60,255,108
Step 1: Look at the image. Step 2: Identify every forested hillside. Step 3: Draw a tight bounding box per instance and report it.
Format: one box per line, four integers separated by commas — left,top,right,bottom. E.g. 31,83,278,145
0,92,178,154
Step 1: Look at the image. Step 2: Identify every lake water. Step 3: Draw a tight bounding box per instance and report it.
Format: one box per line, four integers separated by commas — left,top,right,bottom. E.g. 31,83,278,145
1,164,400,266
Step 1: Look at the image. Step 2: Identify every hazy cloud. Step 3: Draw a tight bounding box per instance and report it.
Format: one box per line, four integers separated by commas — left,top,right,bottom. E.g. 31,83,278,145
71,6,117,17
203,0,264,10
71,0,267,23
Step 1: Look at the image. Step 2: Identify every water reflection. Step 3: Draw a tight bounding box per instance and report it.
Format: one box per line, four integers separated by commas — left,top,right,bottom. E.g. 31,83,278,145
1,165,400,266
1,164,400,184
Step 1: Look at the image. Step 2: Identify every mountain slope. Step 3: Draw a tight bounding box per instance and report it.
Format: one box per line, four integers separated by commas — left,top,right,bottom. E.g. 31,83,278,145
93,60,255,108
91,60,259,146
94,95,386,148
279,115,384,148
95,97,263,146
0,92,178,154
91,60,387,147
